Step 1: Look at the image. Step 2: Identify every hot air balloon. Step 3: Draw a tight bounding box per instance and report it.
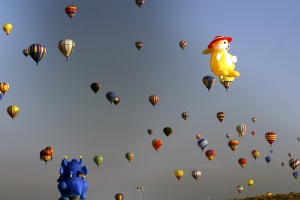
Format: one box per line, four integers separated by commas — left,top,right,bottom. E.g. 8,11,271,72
58,39,75,60
297,137,300,142
135,41,143,50
293,171,299,179
115,193,124,200
163,127,174,137
252,117,256,122
202,76,215,92
135,0,144,9
251,131,256,136
216,112,225,122
93,155,103,168
281,162,285,167
191,170,201,182
113,96,120,105
266,192,272,197
3,23,13,35
205,149,216,163
198,138,208,152
29,43,46,65
218,76,234,92
149,95,159,107
270,149,273,154
181,112,189,120
152,139,162,152
23,49,29,57
125,152,134,162
179,40,187,50
247,179,254,187
106,92,117,104
0,82,9,95
226,134,231,139
289,158,300,170
174,170,184,180
195,134,201,140
236,124,247,138
90,82,101,94
265,132,276,147
288,152,293,158
65,5,77,19
238,158,247,169
228,139,238,152
147,129,153,135
0,93,2,101
40,148,53,164
7,105,19,120
251,150,260,161
265,156,271,164
237,185,243,194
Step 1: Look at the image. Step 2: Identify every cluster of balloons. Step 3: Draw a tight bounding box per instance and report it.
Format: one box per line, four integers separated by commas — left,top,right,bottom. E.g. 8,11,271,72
174,169,202,181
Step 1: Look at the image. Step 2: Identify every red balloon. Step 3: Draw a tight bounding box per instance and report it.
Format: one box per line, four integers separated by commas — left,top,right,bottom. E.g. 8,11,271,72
152,139,162,152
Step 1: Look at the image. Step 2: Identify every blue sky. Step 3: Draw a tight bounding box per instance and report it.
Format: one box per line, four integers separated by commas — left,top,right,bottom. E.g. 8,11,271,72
1,1,300,200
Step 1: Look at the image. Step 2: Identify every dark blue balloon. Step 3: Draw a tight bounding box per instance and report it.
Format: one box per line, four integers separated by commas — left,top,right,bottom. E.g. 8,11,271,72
0,93,3,100
265,156,271,164
197,138,208,152
202,75,215,92
106,92,117,103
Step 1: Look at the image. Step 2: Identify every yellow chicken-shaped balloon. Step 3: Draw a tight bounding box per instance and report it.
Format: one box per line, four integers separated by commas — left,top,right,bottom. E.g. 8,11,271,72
3,23,13,35
203,36,240,77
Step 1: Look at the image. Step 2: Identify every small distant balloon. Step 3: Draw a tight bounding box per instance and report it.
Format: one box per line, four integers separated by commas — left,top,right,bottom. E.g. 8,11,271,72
0,82,9,95
265,132,276,147
149,95,159,107
152,139,162,152
238,158,247,169
265,156,271,164
252,117,256,122
251,150,260,161
179,40,187,50
65,5,77,19
247,179,254,187
174,169,184,180
3,23,13,35
113,96,120,105
202,76,215,92
226,134,231,139
237,185,243,193
293,171,299,179
93,155,103,168
289,152,293,158
228,139,238,152
106,92,117,104
236,124,247,138
135,41,143,50
191,170,201,181
181,112,189,120
135,0,144,9
125,152,134,162
115,193,124,200
251,131,256,136
196,134,201,140
90,82,101,94
23,49,30,57
216,112,225,122
198,138,208,152
205,149,216,163
147,129,153,135
289,158,300,170
163,127,174,137
7,105,19,120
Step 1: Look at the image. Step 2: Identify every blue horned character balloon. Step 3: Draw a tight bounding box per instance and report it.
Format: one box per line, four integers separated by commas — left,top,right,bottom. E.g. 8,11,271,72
57,156,88,200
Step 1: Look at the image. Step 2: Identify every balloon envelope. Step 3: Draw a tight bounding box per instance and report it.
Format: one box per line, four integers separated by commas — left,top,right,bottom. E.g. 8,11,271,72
125,152,134,162
202,76,215,92
265,132,276,147
3,23,13,35
289,158,300,170
29,43,46,65
174,169,184,180
135,41,143,50
238,158,247,169
216,112,225,122
228,139,238,152
90,82,101,94
93,155,103,167
7,105,19,120
198,139,208,152
179,40,187,49
65,5,77,19
191,170,201,181
58,39,75,60
106,92,117,103
152,139,162,152
149,95,159,107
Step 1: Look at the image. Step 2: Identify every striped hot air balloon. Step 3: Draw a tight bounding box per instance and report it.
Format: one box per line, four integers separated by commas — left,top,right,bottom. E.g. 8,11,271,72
265,132,276,147
7,105,19,120
179,40,187,50
218,76,234,92
181,112,189,120
191,170,201,182
149,95,159,107
29,43,46,65
125,152,134,163
135,0,144,9
216,112,225,122
228,139,238,152
135,41,143,50
236,124,247,138
65,5,77,19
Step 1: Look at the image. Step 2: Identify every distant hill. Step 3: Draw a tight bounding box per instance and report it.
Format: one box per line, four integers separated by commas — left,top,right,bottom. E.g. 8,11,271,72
228,192,300,200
